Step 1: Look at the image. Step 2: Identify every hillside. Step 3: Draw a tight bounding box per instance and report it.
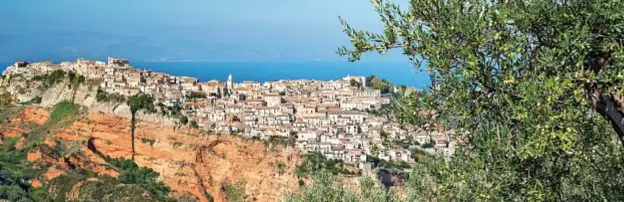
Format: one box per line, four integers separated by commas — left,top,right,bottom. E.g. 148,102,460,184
0,104,301,201
0,74,302,201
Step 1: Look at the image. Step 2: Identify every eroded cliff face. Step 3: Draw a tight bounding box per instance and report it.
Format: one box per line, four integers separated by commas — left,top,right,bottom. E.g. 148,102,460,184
1,107,301,202
1,76,180,125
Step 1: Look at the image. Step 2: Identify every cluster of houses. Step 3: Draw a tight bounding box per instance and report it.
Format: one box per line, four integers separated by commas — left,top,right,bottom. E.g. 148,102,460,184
2,58,455,170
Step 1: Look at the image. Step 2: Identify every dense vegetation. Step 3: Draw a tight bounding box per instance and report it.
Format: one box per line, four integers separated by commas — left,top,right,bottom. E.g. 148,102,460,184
107,158,174,201
0,102,81,201
366,155,411,171
32,70,65,88
96,89,127,103
366,75,392,94
32,156,176,202
179,116,189,125
48,101,80,121
0,101,181,201
66,72,86,89
285,171,397,202
0,138,38,202
295,152,355,178
287,0,624,201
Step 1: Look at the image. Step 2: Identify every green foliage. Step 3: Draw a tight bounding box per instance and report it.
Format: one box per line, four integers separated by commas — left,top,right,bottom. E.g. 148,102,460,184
107,158,173,201
338,0,624,200
0,155,34,202
366,155,411,171
128,94,156,115
0,138,41,202
40,169,173,202
349,79,360,87
189,120,199,128
223,181,245,202
0,93,13,106
185,92,207,100
172,141,183,149
141,138,156,147
179,116,189,125
49,101,79,121
96,89,126,103
420,140,435,149
296,152,354,178
67,72,85,87
284,171,399,202
366,75,391,94
128,93,156,160
43,70,65,87
367,104,393,118
410,148,427,162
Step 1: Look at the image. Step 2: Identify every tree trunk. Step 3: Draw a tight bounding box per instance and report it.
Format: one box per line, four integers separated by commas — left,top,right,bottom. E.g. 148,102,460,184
131,112,136,160
590,89,624,144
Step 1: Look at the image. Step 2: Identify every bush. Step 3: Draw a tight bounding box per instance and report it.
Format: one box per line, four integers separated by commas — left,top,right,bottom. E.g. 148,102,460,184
0,139,39,202
296,152,353,178
67,72,85,87
189,121,199,128
45,70,65,86
179,116,188,125
49,101,79,121
0,93,13,105
106,158,173,201
172,142,183,149
96,89,126,103
367,155,411,170
223,181,245,202
420,140,435,149
141,138,156,147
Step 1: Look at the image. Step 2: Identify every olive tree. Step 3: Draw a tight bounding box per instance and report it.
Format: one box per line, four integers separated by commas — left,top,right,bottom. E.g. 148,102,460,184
336,0,624,201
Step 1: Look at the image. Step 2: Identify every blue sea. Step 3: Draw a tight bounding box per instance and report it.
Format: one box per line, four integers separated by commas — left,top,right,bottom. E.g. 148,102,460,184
2,61,430,88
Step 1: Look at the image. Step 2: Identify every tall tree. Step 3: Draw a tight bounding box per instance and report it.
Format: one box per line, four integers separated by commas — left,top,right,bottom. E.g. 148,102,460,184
128,94,156,160
338,0,624,200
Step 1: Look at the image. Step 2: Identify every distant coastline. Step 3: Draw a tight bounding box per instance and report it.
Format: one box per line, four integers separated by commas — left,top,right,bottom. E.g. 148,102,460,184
2,60,430,88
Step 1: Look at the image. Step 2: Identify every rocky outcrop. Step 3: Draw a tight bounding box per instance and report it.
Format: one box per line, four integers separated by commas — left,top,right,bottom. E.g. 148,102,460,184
0,107,49,138
76,113,302,202
1,107,301,202
1,76,178,125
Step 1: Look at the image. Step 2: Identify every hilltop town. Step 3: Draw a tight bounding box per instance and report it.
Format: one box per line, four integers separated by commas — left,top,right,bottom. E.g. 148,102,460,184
1,57,455,171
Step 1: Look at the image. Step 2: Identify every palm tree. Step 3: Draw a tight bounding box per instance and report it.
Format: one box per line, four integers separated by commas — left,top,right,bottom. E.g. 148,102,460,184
128,93,156,160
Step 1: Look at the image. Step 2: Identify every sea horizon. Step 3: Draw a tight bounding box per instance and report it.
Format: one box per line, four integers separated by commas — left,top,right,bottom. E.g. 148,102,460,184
2,60,430,88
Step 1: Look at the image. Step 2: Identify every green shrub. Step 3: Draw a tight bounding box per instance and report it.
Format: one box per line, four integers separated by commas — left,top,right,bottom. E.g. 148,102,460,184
420,140,435,149
172,142,183,149
96,89,126,103
189,120,199,128
45,70,65,87
141,138,156,147
366,155,411,170
223,181,245,202
105,157,173,201
67,72,85,87
0,138,42,202
296,152,353,178
179,116,189,125
49,101,79,121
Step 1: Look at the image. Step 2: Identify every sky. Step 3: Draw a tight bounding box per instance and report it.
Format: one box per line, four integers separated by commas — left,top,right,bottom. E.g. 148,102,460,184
0,0,409,63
